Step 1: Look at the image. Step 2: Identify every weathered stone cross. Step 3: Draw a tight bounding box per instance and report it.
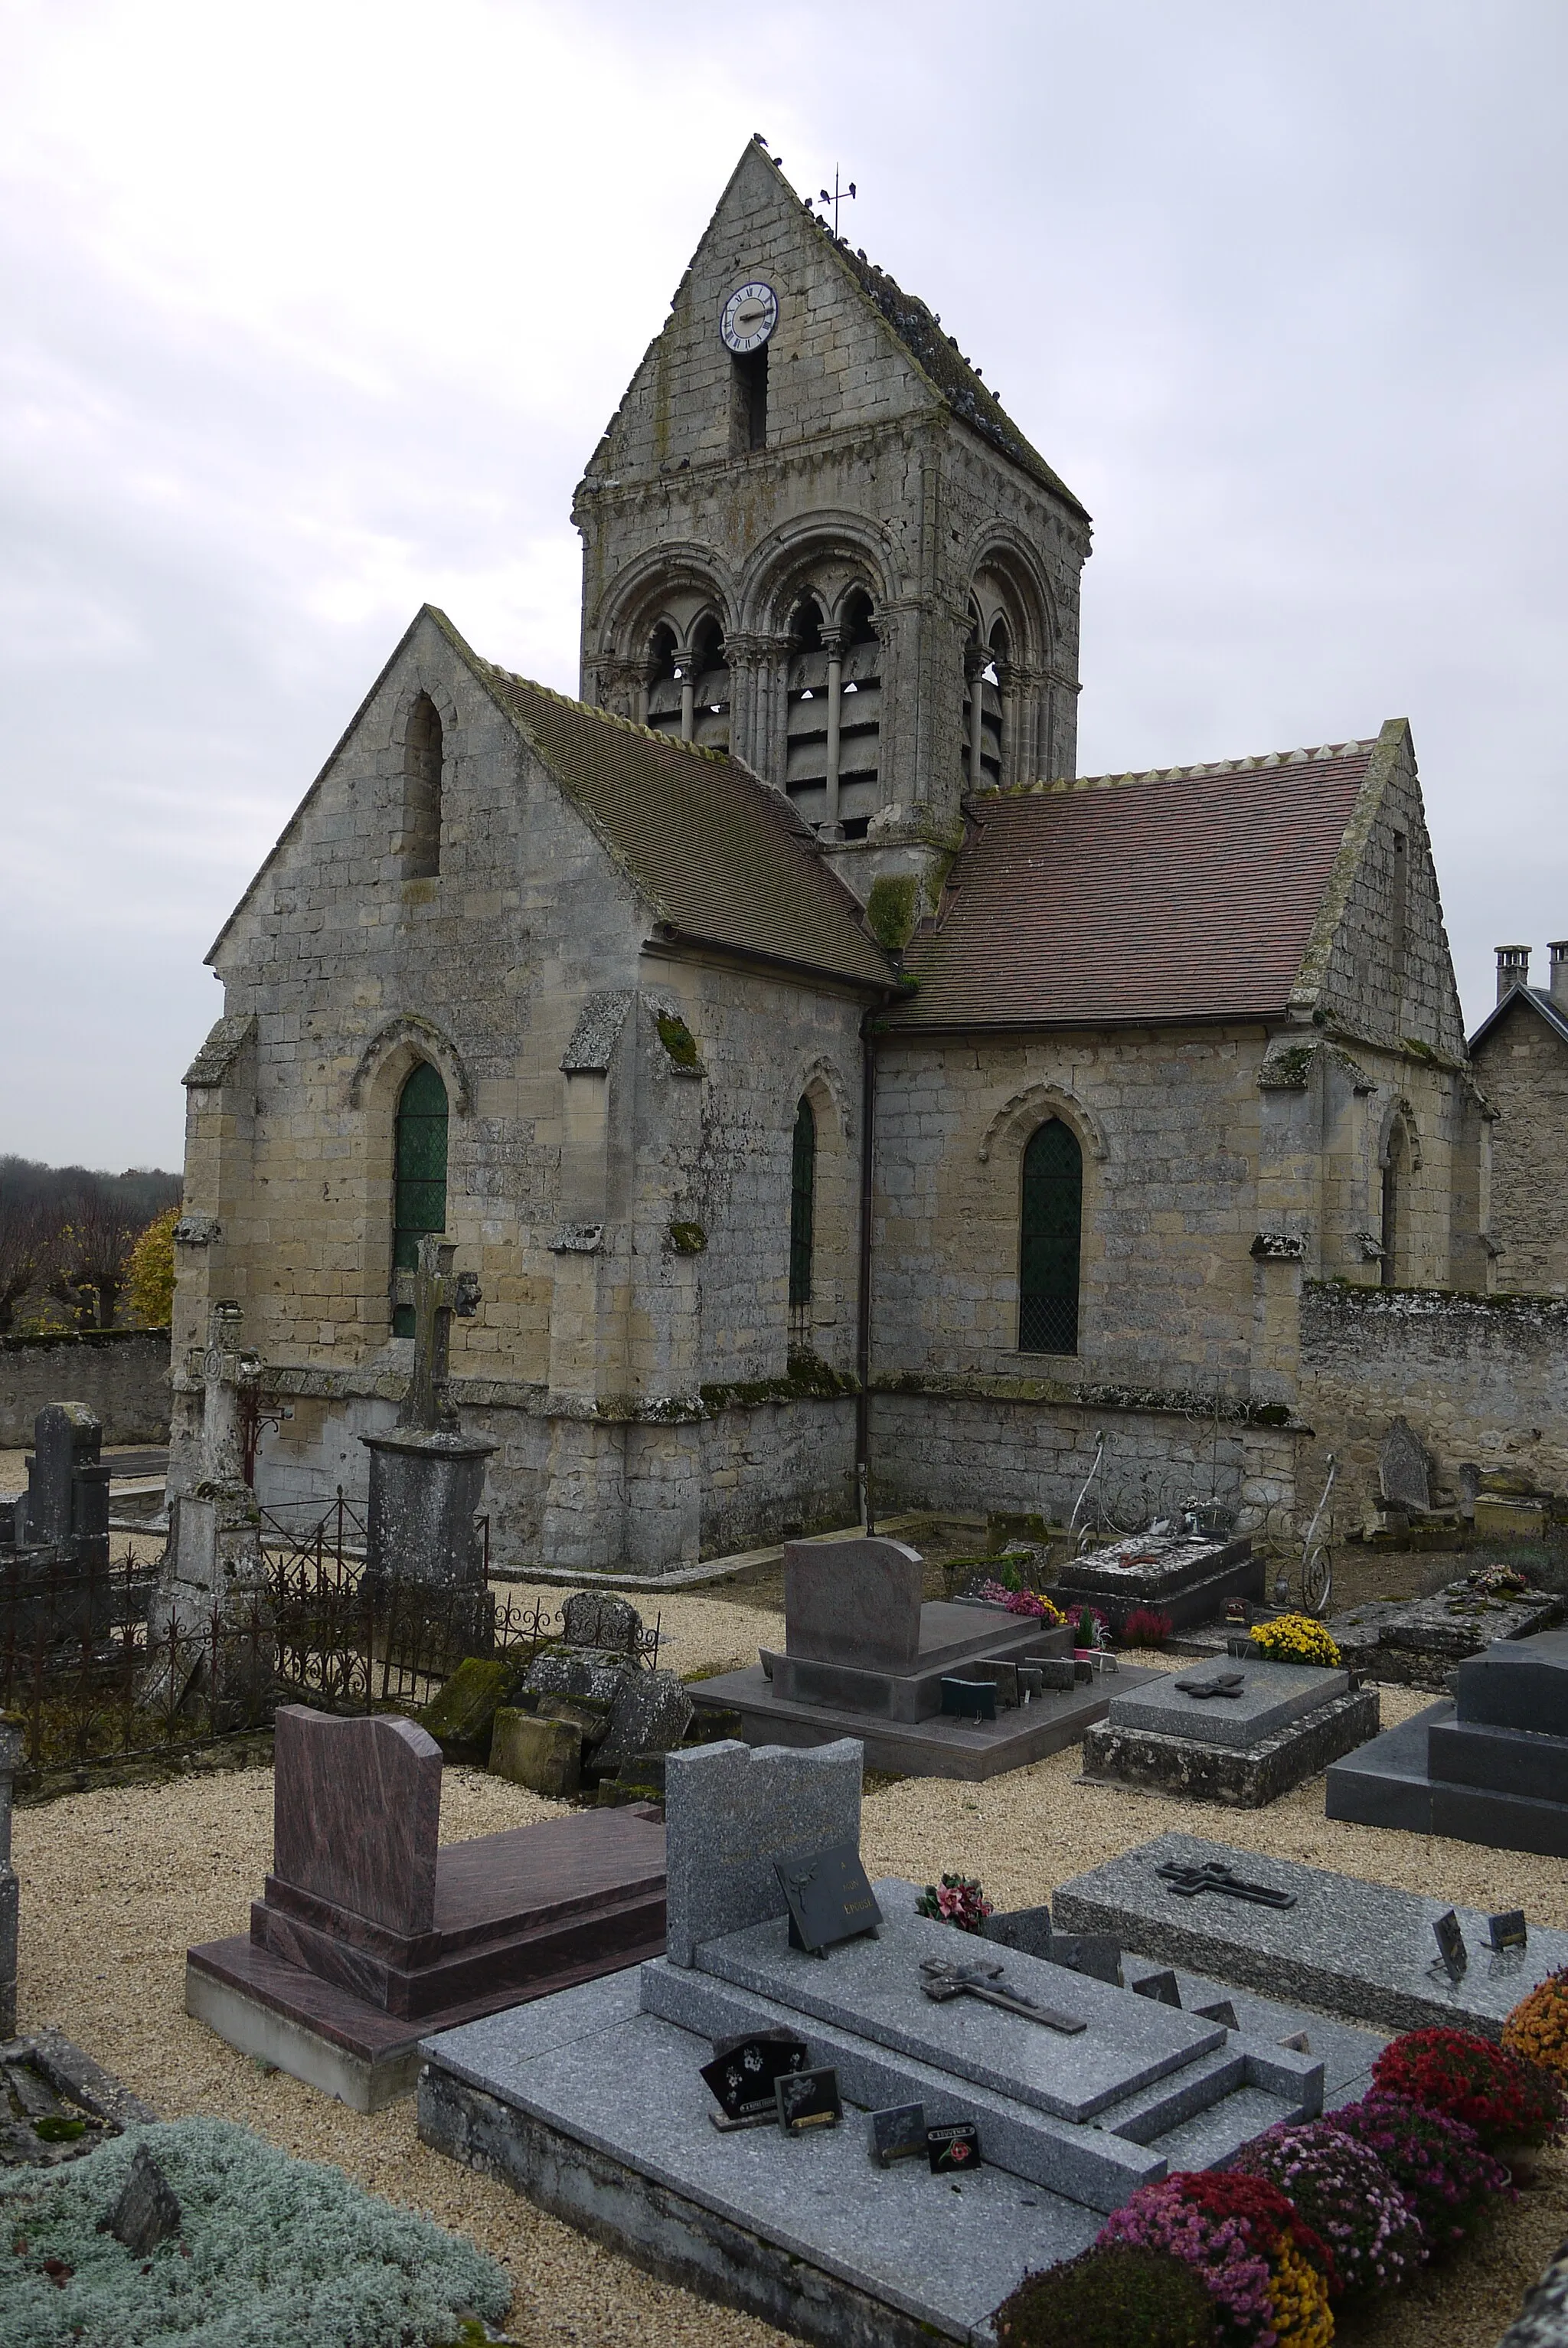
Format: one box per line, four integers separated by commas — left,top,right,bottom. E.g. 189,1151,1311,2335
394,1234,481,1431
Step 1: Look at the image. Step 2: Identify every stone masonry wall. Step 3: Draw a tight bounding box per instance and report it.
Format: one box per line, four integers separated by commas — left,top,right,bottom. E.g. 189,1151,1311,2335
0,1331,171,1447
1472,1005,1568,1296
1298,1281,1568,1517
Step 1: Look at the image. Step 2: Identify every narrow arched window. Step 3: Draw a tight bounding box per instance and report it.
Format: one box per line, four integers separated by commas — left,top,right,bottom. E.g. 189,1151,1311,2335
1020,1117,1082,1354
403,693,443,878
789,1094,816,1345
393,1061,449,1335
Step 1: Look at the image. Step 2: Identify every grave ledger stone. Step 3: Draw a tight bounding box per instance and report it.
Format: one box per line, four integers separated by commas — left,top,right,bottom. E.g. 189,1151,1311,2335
1327,1627,1568,1857
416,1740,1348,2348
687,1536,1162,1781
1046,1527,1263,1635
185,1705,666,2109
1083,1656,1380,1807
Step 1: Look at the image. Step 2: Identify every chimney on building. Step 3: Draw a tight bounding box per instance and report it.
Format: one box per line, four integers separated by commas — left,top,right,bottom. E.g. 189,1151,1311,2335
1550,940,1568,1012
1496,944,1530,1005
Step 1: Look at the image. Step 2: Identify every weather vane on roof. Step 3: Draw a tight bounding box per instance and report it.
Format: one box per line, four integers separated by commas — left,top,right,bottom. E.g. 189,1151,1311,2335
815,167,856,238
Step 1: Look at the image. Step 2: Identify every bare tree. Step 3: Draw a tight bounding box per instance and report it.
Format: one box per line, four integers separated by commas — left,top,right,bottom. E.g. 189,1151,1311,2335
0,1199,59,1333
49,1194,142,1329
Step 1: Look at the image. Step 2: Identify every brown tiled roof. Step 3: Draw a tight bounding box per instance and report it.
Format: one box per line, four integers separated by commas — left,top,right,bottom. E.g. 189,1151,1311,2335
890,744,1379,1030
478,657,895,992
825,225,1088,518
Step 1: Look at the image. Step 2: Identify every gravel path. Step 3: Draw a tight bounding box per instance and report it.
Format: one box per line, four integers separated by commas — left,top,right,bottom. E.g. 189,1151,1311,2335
11,1597,1567,2346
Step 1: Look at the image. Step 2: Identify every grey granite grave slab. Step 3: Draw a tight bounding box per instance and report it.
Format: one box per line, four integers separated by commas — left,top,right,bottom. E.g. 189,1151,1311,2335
1053,1831,1568,2037
1116,1960,1385,2110
690,1895,1227,2123
1103,1661,1351,1748
689,1660,1162,1781
1452,1631,1568,1735
1083,1686,1380,1807
1327,1700,1568,1859
664,1738,862,1967
418,1986,1102,2347
785,1537,924,1670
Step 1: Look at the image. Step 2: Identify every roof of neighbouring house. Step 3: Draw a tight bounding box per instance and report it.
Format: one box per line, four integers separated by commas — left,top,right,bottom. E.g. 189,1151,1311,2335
887,741,1383,1031
1468,986,1568,1055
469,639,896,993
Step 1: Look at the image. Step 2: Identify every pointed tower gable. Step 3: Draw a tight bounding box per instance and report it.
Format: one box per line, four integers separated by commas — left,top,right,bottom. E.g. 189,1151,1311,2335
573,142,1090,878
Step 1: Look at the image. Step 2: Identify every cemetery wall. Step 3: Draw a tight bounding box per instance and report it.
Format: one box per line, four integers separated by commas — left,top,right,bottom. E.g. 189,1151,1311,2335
871,1383,1298,1532
0,1329,170,1447
1298,1281,1568,1514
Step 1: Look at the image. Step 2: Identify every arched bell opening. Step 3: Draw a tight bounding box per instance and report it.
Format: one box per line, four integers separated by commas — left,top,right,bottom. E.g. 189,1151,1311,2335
785,595,830,826
690,613,730,752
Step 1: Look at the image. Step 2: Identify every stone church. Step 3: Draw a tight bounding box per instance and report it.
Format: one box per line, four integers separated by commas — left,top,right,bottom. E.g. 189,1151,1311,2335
171,139,1510,1570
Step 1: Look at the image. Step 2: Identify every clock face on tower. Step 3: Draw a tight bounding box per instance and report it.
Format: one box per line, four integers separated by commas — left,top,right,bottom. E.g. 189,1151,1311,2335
720,280,779,354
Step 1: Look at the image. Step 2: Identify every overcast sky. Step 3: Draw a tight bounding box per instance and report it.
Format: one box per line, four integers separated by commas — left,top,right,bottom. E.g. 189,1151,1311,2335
2,0,1565,1171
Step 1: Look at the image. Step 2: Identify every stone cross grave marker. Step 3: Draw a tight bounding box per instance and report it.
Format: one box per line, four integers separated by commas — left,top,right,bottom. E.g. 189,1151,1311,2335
22,1401,109,1561
784,1536,924,1673
394,1234,481,1431
1380,1417,1432,1512
272,1705,442,1936
664,1737,864,1966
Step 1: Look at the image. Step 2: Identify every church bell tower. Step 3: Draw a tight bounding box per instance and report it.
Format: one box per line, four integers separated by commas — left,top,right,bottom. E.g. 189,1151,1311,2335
572,139,1091,921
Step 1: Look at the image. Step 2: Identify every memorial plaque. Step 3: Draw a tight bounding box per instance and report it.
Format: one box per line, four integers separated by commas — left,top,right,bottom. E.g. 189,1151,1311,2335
1432,1909,1468,1981
926,2120,982,2175
939,1676,998,1722
869,2101,927,2167
701,2029,808,2124
776,1843,884,1957
1195,1998,1239,2030
1132,1968,1181,2007
776,2065,842,2132
1489,1909,1528,1953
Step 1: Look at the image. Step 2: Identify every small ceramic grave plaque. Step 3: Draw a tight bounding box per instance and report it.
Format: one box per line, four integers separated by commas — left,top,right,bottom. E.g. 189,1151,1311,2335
939,1676,998,1722
1132,1969,1181,2007
870,2101,927,2167
1432,1910,1468,1981
926,2120,981,2174
1489,1909,1528,1953
1196,1998,1239,2029
701,2029,809,2125
1050,1931,1123,1987
776,2065,841,2132
775,1843,883,1957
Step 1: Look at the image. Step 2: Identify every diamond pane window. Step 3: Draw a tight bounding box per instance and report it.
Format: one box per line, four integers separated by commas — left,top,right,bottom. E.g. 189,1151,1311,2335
789,1095,816,1328
1019,1117,1082,1355
393,1061,448,1336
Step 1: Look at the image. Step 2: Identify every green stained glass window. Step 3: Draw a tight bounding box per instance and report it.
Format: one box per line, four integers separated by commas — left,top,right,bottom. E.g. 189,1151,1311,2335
1019,1117,1082,1355
789,1095,816,1314
393,1061,449,1336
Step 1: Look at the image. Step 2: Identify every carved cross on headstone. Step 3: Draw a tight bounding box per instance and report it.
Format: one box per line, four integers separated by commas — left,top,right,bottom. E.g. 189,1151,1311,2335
393,1234,481,1431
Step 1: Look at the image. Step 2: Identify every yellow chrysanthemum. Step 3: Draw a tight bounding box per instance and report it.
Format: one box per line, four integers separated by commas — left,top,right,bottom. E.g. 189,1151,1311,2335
1269,2237,1334,2347
1250,1612,1342,1668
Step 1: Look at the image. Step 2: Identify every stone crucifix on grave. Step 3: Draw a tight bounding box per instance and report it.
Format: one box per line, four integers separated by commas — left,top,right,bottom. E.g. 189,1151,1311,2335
392,1234,482,1432
364,1234,494,1599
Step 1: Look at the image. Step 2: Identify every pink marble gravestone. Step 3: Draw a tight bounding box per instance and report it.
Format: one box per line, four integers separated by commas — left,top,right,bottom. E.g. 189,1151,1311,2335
272,1709,442,1937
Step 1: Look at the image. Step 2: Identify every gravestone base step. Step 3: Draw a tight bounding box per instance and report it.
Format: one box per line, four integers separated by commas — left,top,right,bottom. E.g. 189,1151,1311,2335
1326,1701,1568,1859
1083,1686,1380,1807
687,1662,1164,1781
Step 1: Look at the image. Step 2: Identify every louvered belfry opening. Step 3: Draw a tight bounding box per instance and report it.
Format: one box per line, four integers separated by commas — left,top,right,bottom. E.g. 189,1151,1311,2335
785,596,828,822
835,588,881,837
689,615,730,753
1019,1116,1082,1354
962,608,1006,793
393,1062,449,1336
789,1094,816,1347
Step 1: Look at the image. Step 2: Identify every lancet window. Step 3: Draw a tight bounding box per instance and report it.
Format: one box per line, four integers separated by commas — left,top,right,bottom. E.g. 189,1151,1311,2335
393,1062,449,1337
1019,1117,1083,1355
402,693,443,878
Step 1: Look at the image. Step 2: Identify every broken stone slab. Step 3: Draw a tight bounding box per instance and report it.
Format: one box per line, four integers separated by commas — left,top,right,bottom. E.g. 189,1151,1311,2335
489,1710,581,1799
416,1657,516,1762
100,2144,182,2254
522,1649,637,1709
597,1672,694,1771
562,1592,644,1653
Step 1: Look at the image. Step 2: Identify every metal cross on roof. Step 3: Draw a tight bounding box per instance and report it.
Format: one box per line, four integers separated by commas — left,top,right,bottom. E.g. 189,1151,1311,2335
817,167,856,238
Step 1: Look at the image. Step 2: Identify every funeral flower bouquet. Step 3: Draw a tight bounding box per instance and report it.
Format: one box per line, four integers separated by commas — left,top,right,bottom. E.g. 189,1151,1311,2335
1503,1968,1568,2089
915,1873,993,1932
973,1579,1065,1624
1466,1561,1530,1597
1370,2026,1563,2153
1248,1614,1341,1668
1234,2118,1423,2297
1098,2170,1335,2345
1331,2096,1512,2254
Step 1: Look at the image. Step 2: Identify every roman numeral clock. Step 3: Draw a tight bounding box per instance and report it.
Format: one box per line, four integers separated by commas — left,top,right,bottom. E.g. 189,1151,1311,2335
720,281,778,352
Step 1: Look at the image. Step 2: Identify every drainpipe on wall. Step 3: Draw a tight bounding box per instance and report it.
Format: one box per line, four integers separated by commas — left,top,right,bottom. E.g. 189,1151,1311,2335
857,1009,877,1534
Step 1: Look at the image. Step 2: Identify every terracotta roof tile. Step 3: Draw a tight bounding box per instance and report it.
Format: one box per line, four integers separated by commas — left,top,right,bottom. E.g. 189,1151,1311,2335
482,665,895,993
890,744,1378,1030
